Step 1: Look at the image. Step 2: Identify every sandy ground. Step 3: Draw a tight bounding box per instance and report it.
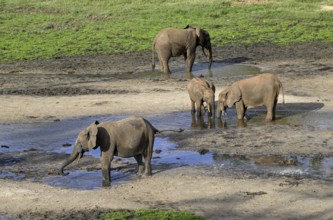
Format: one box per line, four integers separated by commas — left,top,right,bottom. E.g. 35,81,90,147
0,43,333,219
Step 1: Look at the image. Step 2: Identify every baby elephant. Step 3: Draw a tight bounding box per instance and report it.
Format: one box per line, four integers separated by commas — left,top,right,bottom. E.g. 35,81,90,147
59,116,182,187
187,77,216,118
217,72,284,121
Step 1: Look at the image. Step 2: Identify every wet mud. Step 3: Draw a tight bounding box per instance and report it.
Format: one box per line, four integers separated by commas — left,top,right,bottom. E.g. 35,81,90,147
1,108,332,190
0,43,333,219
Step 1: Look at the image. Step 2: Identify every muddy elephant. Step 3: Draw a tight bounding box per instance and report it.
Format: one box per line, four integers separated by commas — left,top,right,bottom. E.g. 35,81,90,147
152,25,212,77
59,116,182,187
217,72,284,121
187,77,216,118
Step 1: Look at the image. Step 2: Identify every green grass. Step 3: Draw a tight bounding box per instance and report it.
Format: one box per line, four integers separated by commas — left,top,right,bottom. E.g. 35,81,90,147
102,209,205,220
1,0,333,62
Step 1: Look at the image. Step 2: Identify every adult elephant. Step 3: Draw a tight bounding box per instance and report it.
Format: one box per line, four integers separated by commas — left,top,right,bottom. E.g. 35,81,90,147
217,73,285,121
152,25,213,78
59,116,182,187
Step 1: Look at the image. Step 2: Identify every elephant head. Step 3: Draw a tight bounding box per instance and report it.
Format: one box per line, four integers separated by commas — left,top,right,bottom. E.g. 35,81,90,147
185,25,213,70
226,84,242,107
204,83,216,117
59,121,99,176
217,85,242,117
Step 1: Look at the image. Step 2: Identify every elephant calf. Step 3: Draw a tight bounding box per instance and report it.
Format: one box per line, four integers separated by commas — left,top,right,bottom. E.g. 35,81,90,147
217,72,284,121
59,116,182,187
187,77,216,118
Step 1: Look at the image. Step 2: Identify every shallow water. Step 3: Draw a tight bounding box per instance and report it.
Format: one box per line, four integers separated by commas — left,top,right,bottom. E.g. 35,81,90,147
114,62,260,80
1,108,332,189
0,63,332,189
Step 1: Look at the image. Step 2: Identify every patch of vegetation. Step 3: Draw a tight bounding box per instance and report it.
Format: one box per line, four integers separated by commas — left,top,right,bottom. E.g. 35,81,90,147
102,209,205,220
1,0,332,62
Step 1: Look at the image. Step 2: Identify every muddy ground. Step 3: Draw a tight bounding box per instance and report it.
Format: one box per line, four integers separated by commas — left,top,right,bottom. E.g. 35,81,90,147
0,43,332,219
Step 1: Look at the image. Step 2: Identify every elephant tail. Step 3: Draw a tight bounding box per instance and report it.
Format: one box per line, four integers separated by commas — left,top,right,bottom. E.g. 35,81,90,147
155,128,184,134
143,117,184,135
152,41,156,71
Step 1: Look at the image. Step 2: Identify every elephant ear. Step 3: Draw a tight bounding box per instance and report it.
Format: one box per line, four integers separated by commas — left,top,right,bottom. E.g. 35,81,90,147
226,84,241,108
195,28,205,46
87,122,98,151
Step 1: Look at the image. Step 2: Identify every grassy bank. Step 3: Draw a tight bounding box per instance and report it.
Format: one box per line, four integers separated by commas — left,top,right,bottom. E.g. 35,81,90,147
103,209,204,220
0,0,332,62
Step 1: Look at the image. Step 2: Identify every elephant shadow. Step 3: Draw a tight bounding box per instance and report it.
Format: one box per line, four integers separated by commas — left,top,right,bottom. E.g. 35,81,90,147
276,102,324,112
243,102,325,122
216,57,250,64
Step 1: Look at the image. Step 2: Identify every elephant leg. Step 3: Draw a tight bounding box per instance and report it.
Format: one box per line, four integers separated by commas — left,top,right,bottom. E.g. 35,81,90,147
185,52,195,73
196,101,202,117
243,107,248,120
160,55,171,74
190,99,196,114
272,98,278,121
184,53,194,78
157,53,165,73
164,58,171,74
235,102,245,120
156,50,171,74
101,152,113,187
266,99,277,121
134,154,145,176
265,108,274,121
144,135,154,176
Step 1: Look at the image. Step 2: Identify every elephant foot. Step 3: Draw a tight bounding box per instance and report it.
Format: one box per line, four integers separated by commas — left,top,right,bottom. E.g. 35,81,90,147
137,165,145,176
265,116,274,122
102,180,111,187
143,172,152,177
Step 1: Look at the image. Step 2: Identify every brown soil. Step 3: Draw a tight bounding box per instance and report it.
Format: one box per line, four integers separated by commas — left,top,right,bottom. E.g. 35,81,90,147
0,42,333,219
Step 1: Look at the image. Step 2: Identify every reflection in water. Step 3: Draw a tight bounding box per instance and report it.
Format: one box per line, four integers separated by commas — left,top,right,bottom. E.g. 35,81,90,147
191,114,215,129
212,154,333,181
1,107,333,189
43,169,135,190
190,115,248,130
185,72,194,79
155,62,260,79
236,119,247,128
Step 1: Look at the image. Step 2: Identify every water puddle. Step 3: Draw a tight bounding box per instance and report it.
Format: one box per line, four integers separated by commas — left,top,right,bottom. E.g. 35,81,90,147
0,71,332,189
0,172,25,180
1,109,332,188
120,62,261,80
191,62,261,78
43,170,135,190
212,154,333,181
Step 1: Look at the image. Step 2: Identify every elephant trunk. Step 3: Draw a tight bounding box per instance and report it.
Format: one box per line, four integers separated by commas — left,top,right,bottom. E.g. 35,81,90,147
208,101,215,118
59,149,81,176
217,102,225,118
202,47,213,70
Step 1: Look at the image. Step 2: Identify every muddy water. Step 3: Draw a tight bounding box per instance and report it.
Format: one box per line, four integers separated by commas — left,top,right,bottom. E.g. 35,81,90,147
112,62,260,80
0,64,332,189
1,109,332,189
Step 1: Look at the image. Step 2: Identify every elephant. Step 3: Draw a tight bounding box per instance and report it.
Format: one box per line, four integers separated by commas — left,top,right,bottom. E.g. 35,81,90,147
217,72,285,121
152,25,212,78
187,77,216,118
59,116,183,187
